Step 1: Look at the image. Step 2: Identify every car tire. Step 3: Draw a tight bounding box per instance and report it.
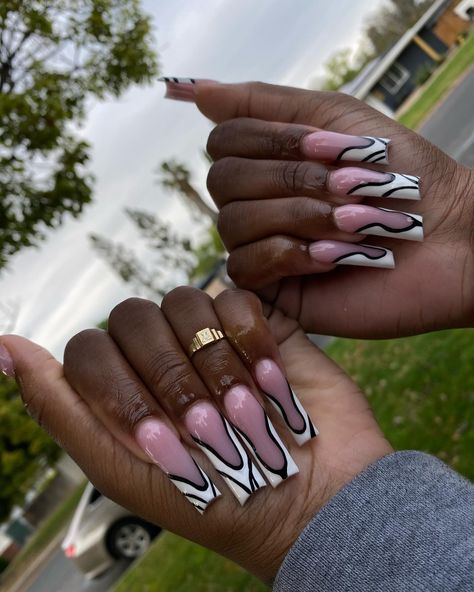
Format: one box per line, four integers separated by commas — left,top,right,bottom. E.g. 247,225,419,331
105,517,161,560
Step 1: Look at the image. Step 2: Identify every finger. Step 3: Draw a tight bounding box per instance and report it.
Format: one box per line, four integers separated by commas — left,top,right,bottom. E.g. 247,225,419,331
207,118,392,166
161,287,299,487
227,237,395,290
0,335,159,520
213,289,318,446
63,329,221,514
108,298,266,505
208,157,421,208
218,199,423,251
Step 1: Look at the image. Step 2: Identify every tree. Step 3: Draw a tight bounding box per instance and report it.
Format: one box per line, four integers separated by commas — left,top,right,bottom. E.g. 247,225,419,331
0,374,60,521
91,153,224,299
366,0,433,55
322,47,372,91
0,1,158,270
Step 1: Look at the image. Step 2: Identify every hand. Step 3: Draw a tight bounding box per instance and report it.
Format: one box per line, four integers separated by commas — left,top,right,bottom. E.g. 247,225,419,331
193,82,474,338
0,288,392,583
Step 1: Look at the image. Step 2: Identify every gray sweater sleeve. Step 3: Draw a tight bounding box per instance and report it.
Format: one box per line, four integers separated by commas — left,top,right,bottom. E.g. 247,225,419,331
274,451,474,592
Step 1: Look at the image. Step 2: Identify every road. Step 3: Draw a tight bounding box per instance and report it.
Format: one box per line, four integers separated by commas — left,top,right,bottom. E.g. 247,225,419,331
419,66,474,167
26,548,130,592
22,67,474,592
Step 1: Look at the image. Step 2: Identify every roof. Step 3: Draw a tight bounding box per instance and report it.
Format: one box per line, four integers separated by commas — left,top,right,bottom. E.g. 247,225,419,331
342,0,451,99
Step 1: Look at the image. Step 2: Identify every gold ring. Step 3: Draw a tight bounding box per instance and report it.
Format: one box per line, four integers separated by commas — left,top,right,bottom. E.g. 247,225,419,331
189,328,225,356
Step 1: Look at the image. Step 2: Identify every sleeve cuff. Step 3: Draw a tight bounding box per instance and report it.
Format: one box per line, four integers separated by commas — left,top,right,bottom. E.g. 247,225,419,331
274,451,474,592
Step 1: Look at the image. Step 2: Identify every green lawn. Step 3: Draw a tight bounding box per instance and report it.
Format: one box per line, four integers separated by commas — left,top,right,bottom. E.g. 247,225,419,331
399,33,474,129
114,328,473,591
0,480,87,587
114,531,268,592
328,329,474,480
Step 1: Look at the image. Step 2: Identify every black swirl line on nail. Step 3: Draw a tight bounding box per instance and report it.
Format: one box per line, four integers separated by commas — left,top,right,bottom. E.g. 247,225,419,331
234,417,290,481
355,215,422,235
347,172,420,197
263,389,306,435
336,136,388,162
333,247,388,264
191,416,264,495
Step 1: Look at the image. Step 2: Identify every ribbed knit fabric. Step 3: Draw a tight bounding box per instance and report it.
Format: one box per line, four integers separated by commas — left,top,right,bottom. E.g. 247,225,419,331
274,451,474,591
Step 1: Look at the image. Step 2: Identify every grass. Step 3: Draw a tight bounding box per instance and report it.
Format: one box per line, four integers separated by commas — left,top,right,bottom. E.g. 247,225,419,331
114,328,473,591
113,532,268,592
0,480,87,587
327,329,474,480
398,33,474,129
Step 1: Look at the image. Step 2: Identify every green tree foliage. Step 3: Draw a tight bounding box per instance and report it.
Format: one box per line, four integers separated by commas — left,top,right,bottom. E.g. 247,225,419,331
322,47,372,91
0,375,60,521
0,0,158,270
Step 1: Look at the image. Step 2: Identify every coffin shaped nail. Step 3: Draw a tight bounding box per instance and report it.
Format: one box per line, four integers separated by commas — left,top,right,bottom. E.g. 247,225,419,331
302,131,390,164
255,359,318,446
158,77,217,102
334,205,423,241
135,417,220,514
309,240,395,269
185,402,266,505
328,167,420,200
224,385,299,487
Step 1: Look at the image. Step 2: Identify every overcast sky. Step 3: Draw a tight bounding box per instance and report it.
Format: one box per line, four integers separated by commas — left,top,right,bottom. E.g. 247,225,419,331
1,0,382,358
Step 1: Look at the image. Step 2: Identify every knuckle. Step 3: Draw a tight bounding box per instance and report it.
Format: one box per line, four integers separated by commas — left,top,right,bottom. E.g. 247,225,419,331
206,156,237,199
64,329,104,364
161,286,206,313
195,341,234,377
108,297,157,331
206,124,223,159
278,160,311,194
215,287,260,312
146,350,194,399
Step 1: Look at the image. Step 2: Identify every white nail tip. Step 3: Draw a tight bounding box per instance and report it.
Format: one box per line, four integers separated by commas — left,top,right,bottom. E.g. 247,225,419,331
335,246,395,269
192,417,266,506
169,465,221,514
349,172,421,200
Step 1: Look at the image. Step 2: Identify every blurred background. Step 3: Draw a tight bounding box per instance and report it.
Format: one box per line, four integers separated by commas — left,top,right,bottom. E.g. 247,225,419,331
0,1,473,591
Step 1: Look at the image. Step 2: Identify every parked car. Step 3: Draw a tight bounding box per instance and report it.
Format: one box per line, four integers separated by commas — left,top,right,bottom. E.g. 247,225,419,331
62,482,161,579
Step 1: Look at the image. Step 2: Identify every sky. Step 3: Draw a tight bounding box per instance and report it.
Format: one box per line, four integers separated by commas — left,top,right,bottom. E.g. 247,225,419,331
0,0,382,358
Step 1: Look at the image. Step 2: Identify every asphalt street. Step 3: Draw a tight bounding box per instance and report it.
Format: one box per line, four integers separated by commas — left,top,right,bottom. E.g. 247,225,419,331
24,67,474,592
419,66,474,167
26,548,129,592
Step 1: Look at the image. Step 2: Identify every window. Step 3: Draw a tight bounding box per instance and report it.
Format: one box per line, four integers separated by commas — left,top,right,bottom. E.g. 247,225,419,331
379,62,409,95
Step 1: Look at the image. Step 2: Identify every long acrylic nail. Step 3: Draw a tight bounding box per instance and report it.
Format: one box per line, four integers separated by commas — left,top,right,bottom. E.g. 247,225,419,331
302,131,390,164
328,167,420,200
309,240,395,269
135,417,220,514
224,386,298,487
158,77,217,102
334,205,423,242
0,344,15,378
255,360,318,446
185,402,265,505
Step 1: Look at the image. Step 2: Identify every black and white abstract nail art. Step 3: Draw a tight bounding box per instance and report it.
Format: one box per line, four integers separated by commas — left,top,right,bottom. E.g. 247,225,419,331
186,404,266,505
337,136,390,164
347,172,420,200
169,462,221,514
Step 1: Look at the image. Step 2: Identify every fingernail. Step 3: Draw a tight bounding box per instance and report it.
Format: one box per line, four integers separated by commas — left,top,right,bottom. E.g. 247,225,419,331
224,386,299,487
302,131,390,164
185,401,266,505
158,77,218,102
0,344,15,378
255,360,318,446
135,417,221,514
327,167,420,200
309,240,395,269
334,205,423,242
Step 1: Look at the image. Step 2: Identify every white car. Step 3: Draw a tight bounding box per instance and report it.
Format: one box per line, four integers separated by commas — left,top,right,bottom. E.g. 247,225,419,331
62,482,161,579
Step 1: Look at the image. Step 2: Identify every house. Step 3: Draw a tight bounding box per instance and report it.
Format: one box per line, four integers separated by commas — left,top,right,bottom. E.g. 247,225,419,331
342,0,473,116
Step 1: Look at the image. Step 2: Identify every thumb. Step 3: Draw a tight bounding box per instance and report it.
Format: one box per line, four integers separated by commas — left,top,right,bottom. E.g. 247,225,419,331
194,80,333,125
